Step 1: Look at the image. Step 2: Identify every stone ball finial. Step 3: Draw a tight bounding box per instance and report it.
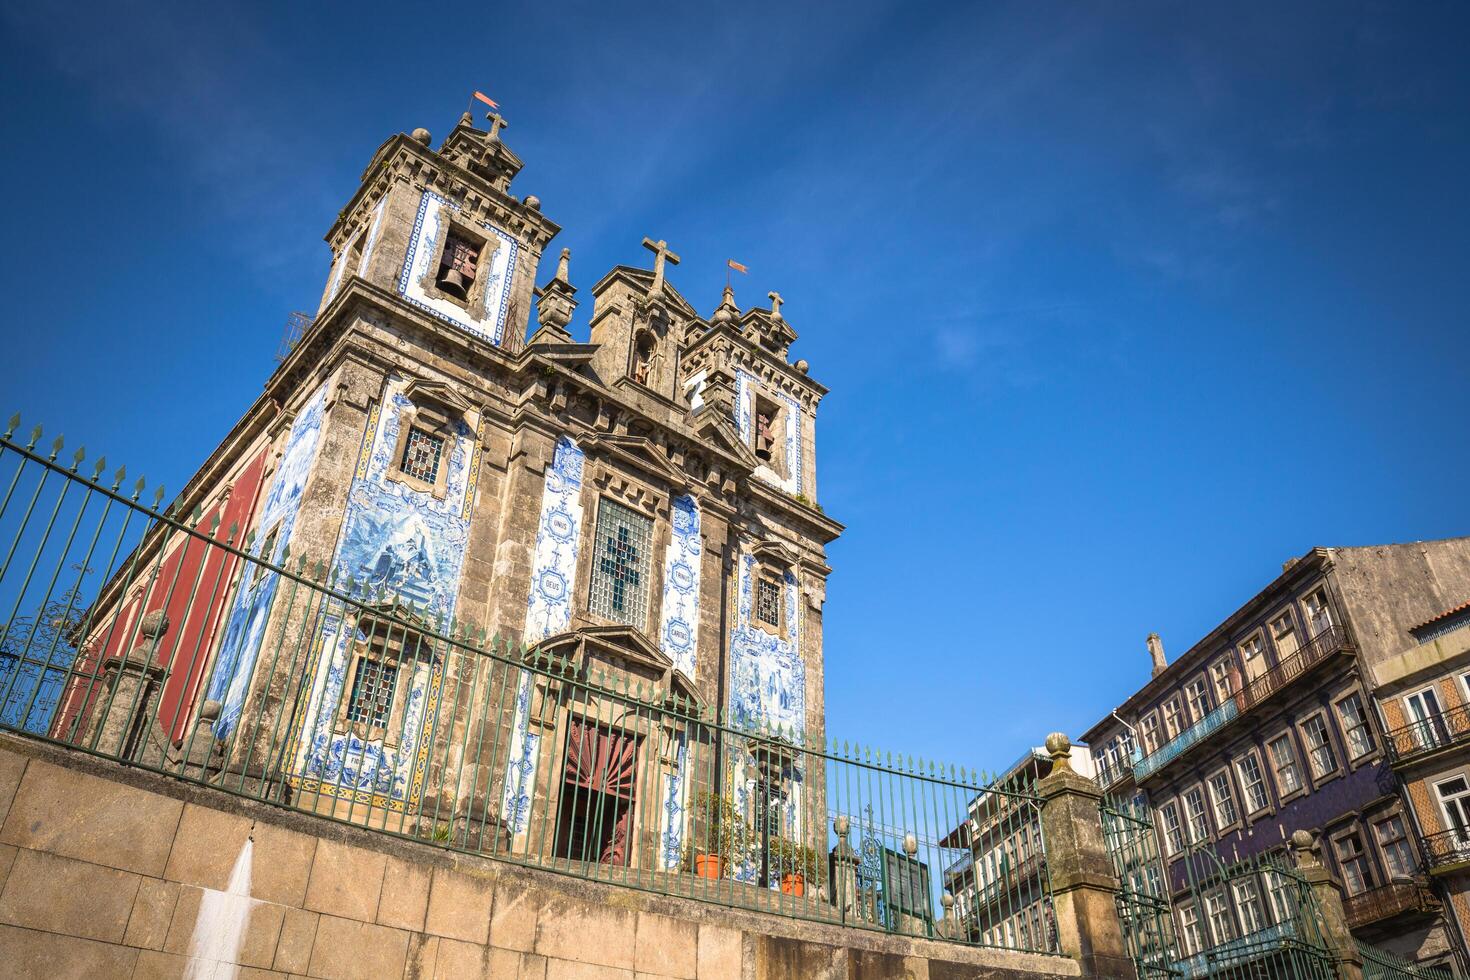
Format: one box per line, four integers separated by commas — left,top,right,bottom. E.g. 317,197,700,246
139,610,170,639
902,832,918,857
794,358,809,374
834,814,850,839
410,128,431,145
1291,829,1314,850
941,892,955,911
524,195,541,210
1045,732,1071,759
198,699,222,723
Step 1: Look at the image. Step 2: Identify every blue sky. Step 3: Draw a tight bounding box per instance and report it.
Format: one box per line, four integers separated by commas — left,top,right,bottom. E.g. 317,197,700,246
3,2,1468,777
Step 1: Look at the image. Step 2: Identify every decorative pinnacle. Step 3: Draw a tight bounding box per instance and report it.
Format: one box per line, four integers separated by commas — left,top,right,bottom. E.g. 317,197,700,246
555,247,571,283
712,284,738,325
768,290,784,321
485,110,509,141
1044,732,1073,774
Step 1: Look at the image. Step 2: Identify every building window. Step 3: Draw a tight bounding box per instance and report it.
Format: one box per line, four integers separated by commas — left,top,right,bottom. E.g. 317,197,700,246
1178,903,1204,956
751,393,786,476
1185,678,1210,721
345,656,398,727
1204,890,1234,944
1332,830,1375,896
1140,713,1162,755
1209,658,1236,704
1301,714,1338,779
399,427,446,484
1241,634,1267,683
1267,733,1302,796
1404,687,1445,750
1163,697,1185,739
1303,588,1333,636
436,232,481,302
1435,776,1470,841
1335,693,1375,760
754,572,782,630
588,499,654,627
1159,801,1185,855
1183,786,1210,842
1209,770,1238,828
1374,815,1415,879
1265,870,1295,923
1270,613,1300,660
1234,878,1266,935
1236,752,1270,814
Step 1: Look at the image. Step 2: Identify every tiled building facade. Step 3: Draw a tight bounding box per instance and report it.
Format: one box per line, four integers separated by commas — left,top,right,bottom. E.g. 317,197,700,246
1083,538,1470,974
51,108,842,872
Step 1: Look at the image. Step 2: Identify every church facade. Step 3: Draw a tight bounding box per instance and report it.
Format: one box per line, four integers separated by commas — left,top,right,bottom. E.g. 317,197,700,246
56,109,841,876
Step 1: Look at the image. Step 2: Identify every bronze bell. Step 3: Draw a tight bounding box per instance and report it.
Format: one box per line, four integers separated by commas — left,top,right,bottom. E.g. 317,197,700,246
439,267,468,298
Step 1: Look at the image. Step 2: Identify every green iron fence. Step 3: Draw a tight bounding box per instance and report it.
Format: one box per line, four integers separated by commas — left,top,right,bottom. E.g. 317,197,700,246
0,415,1059,956
1358,939,1455,980
1103,794,1339,979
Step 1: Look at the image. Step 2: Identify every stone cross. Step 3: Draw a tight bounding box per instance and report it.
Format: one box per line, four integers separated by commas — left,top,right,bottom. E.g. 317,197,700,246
768,291,784,320
484,111,509,141
641,237,681,294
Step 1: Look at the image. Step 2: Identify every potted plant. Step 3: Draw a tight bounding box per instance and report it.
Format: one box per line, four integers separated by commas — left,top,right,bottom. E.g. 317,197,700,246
690,790,746,879
770,835,824,897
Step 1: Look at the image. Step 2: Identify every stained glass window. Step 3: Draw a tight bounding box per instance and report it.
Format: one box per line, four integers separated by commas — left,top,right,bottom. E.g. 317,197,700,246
399,427,445,484
755,575,782,628
346,657,398,726
589,499,652,626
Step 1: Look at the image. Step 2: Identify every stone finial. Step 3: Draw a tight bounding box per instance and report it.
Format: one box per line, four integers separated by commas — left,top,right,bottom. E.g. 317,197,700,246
902,832,918,857
1147,632,1167,677
485,111,509,141
523,195,541,211
768,290,785,321
530,248,578,343
458,111,474,128
198,699,222,723
410,128,432,145
555,247,571,283
641,237,681,295
139,610,170,639
711,285,739,325
1291,829,1320,866
834,814,850,839
1045,732,1074,774
794,358,809,374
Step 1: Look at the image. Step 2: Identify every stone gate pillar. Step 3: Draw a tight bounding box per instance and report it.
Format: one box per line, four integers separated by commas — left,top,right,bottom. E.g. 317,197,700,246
1037,732,1136,980
1292,829,1365,980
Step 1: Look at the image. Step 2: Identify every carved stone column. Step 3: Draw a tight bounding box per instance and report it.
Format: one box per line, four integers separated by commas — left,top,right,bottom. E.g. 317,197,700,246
1036,732,1136,979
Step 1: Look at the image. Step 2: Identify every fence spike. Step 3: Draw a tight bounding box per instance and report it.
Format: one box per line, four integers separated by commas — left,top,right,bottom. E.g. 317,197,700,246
152,485,166,507
26,423,42,450
132,475,145,499
70,445,86,470
49,434,64,460
111,464,125,490
90,456,106,480
224,521,239,545
4,412,18,438
209,513,222,534
279,541,291,561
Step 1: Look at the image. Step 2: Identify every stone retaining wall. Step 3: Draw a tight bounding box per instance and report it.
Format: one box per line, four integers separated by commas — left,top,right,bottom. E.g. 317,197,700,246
0,734,1078,979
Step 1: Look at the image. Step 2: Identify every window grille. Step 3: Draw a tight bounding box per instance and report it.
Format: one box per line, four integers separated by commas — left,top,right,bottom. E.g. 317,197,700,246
755,575,782,628
346,657,398,726
589,499,653,626
400,427,445,483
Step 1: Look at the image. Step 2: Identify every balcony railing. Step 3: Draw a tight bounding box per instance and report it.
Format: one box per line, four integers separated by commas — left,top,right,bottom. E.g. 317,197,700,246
1421,830,1470,873
1344,879,1440,929
1132,624,1351,782
1385,702,1470,766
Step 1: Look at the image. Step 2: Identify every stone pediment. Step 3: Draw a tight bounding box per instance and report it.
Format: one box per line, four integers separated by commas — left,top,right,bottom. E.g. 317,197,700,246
750,538,799,571
690,410,758,471
401,378,474,418
533,625,700,703
580,433,691,493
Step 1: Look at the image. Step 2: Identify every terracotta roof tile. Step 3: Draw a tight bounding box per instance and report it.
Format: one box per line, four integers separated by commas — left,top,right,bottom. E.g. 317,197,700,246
1413,599,1470,633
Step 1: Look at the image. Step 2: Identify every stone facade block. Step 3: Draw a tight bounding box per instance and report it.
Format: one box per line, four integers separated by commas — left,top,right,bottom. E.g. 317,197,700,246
240,900,287,969
0,848,141,943
163,804,316,904
435,936,492,977
0,750,23,827
124,875,181,950
307,913,410,980
489,876,538,951
0,842,15,895
274,907,320,974
404,932,440,979
0,922,139,979
377,852,432,932
546,958,635,980
304,838,386,921
0,759,182,875
635,910,697,978
424,865,494,944
534,893,636,970
696,923,743,980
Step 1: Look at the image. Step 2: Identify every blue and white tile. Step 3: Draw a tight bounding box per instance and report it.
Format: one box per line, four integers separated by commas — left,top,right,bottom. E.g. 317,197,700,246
398,190,518,346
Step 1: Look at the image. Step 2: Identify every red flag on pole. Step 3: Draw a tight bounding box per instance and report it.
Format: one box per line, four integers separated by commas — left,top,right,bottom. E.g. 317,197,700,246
473,91,499,109
727,259,749,274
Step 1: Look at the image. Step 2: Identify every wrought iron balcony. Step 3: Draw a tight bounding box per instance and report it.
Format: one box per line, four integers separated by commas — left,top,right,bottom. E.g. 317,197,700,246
1385,703,1470,766
1131,624,1352,782
1343,879,1440,929
1421,829,1470,873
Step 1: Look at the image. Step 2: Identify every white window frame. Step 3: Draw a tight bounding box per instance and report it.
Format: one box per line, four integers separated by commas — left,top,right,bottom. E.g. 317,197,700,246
1270,611,1300,661
1209,657,1236,703
1236,750,1271,814
1267,733,1303,796
1335,691,1375,761
1183,786,1210,843
1204,889,1234,944
1163,697,1185,739
1373,814,1415,880
1241,633,1268,683
1159,800,1185,855
1178,902,1204,956
1300,713,1339,780
1303,588,1333,637
1208,768,1239,829
1185,677,1211,722
1234,878,1266,935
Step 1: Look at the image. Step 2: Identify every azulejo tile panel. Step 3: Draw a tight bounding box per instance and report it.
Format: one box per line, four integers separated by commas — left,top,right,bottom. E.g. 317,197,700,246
503,435,585,831
659,495,701,680
208,382,328,739
287,377,477,811
397,189,518,346
727,551,804,738
734,370,803,494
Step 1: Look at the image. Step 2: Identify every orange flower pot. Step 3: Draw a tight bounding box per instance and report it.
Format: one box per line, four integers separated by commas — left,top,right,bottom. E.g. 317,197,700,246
694,854,723,879
780,873,805,897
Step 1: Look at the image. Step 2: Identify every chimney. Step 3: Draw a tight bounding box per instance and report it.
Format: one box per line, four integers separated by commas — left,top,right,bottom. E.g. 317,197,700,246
1147,632,1167,677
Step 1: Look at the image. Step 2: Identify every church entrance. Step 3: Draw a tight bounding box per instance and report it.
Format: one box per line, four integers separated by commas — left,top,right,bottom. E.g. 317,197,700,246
553,718,641,866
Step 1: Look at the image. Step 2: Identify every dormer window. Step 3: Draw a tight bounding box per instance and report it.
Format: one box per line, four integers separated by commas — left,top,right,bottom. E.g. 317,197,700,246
399,427,446,484
436,232,481,302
